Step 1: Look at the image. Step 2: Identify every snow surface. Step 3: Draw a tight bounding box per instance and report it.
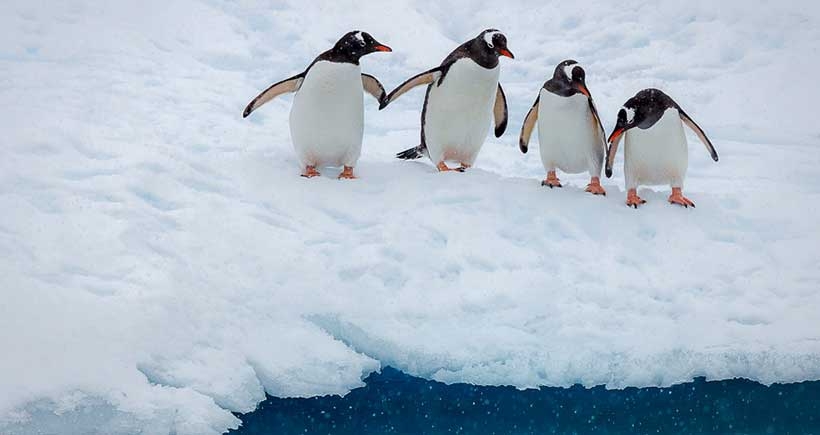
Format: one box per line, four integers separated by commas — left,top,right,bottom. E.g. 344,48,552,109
2,1,820,434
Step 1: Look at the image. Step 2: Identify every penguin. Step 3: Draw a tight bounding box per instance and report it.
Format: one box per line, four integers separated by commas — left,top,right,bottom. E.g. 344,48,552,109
605,88,719,208
243,31,391,179
519,60,607,195
380,29,513,172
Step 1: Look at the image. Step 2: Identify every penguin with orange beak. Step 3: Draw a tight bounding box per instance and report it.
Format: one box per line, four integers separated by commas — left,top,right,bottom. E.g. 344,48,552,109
243,31,391,179
519,60,608,195
605,88,719,208
381,29,514,172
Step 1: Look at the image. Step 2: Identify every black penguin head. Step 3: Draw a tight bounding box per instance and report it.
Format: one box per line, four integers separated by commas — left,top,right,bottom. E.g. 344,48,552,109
608,89,676,143
475,29,514,60
331,31,392,62
553,60,590,97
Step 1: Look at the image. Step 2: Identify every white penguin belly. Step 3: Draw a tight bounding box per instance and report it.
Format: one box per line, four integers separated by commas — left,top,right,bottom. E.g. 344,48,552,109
624,108,688,189
423,60,500,165
290,61,364,168
537,90,604,176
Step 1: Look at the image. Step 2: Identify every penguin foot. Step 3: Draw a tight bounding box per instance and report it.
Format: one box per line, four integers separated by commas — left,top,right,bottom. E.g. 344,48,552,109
668,188,695,208
585,177,606,196
338,166,357,180
541,171,562,188
626,189,646,208
437,162,464,172
301,166,321,178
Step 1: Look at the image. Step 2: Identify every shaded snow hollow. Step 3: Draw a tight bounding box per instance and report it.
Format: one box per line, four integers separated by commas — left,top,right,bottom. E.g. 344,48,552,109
2,1,820,434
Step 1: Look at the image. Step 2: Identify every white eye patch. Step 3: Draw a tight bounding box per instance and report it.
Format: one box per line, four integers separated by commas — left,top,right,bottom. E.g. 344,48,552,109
564,63,581,80
624,106,636,123
484,31,502,48
354,31,365,46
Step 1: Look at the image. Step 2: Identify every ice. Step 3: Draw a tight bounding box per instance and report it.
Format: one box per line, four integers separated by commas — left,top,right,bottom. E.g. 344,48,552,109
2,1,820,434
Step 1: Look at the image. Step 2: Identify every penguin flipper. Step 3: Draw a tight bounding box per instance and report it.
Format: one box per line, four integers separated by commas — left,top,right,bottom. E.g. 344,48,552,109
380,67,442,110
587,98,607,144
493,84,508,137
519,95,539,154
361,74,386,106
679,110,719,162
243,73,304,118
396,145,428,160
588,98,607,169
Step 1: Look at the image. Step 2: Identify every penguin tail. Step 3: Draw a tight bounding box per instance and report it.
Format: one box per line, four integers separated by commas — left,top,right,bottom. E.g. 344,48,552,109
396,145,427,160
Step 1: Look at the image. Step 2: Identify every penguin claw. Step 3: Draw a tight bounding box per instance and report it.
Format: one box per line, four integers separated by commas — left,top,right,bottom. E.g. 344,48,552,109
668,188,695,208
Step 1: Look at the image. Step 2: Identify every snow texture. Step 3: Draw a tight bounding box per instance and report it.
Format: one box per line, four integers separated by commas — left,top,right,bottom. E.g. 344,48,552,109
1,1,819,434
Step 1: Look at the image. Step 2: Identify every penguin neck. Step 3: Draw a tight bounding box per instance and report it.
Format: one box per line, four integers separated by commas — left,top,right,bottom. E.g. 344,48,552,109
544,78,578,98
317,47,363,65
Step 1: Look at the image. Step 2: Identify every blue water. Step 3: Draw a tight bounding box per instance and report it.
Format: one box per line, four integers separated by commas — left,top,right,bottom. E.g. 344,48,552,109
231,367,820,434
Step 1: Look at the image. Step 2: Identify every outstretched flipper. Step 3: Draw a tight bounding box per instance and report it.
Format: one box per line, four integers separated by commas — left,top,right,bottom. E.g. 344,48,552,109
243,73,304,118
493,84,508,137
518,96,540,154
679,110,719,162
380,67,443,110
361,74,386,105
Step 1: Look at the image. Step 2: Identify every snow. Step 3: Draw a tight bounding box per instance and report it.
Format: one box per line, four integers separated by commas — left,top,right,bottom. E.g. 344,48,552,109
1,0,820,434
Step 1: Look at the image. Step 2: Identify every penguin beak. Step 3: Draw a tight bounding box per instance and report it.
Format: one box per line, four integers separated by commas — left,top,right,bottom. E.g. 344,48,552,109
607,128,624,145
574,83,591,98
373,44,392,52
498,48,514,59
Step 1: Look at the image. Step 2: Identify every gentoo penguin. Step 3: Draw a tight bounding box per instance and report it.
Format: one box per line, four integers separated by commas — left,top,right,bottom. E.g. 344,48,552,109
519,60,607,195
605,88,719,208
243,31,391,179
380,29,513,172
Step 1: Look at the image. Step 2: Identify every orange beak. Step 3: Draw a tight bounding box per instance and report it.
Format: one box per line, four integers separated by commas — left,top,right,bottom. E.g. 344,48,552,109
374,44,392,52
498,48,514,59
608,128,624,144
575,83,591,98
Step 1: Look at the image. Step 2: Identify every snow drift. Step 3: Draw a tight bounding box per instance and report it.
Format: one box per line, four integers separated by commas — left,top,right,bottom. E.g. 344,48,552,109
1,1,819,434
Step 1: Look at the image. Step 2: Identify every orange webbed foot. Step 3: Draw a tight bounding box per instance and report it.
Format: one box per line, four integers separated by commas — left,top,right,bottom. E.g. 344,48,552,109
541,171,562,188
626,189,646,209
437,162,463,172
301,166,321,178
668,188,695,208
338,166,357,180
585,177,606,196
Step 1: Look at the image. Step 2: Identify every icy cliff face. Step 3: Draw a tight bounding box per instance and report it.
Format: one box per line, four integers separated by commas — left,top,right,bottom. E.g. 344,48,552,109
1,1,819,434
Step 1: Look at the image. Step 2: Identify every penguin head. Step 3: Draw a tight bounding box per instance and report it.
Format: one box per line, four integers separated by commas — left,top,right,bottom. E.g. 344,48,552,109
332,31,392,61
554,60,590,97
609,105,638,144
608,89,676,145
476,29,514,59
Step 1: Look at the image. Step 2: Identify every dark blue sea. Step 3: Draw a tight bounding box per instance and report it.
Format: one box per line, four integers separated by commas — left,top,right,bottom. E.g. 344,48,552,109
230,367,819,435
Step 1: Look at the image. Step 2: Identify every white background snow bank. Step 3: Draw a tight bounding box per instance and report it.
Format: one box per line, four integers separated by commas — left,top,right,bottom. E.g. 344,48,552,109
2,0,820,434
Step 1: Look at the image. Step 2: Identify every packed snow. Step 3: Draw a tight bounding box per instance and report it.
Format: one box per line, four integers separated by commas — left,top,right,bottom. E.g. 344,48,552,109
2,1,820,434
